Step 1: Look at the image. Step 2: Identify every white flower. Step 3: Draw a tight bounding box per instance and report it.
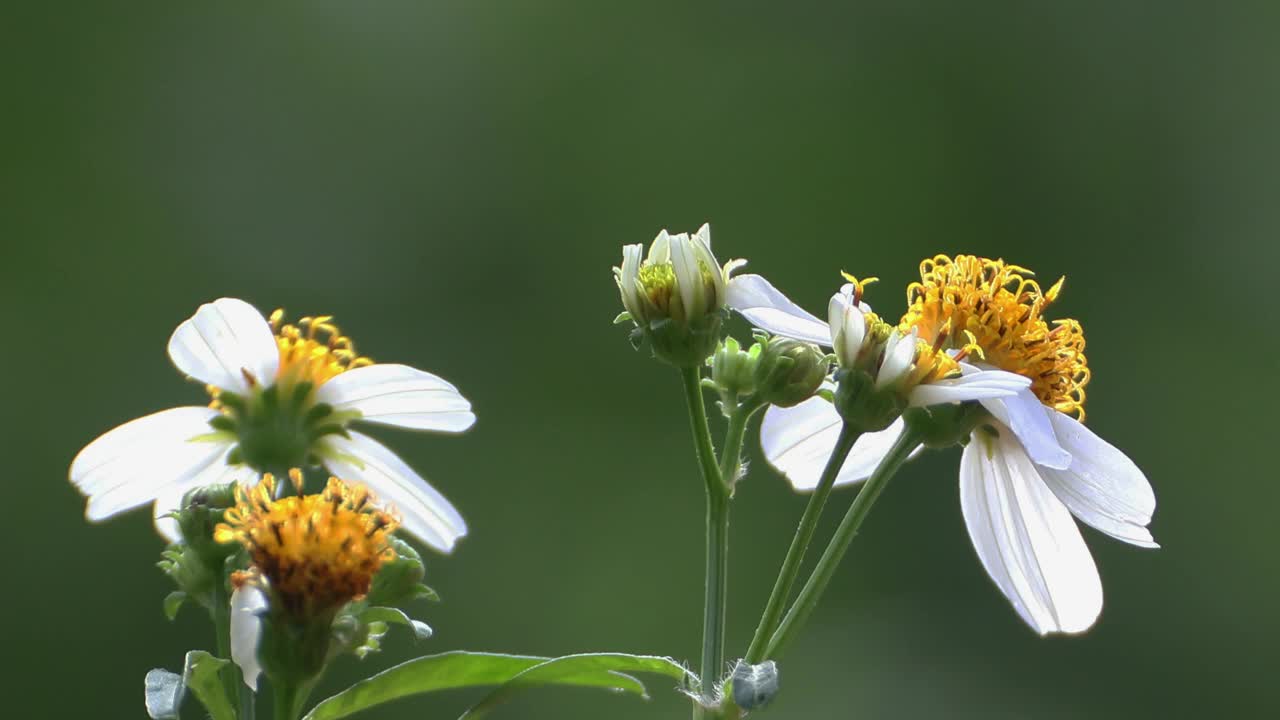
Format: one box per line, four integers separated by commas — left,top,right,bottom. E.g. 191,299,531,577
760,256,1158,634
615,223,745,328
69,298,475,552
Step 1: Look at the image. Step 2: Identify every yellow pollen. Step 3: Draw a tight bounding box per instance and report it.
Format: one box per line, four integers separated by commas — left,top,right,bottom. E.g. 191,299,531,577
899,255,1090,419
214,470,398,615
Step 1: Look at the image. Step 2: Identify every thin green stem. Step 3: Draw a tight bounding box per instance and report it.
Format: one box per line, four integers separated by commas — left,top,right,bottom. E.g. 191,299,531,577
765,426,922,659
743,422,860,664
679,367,729,718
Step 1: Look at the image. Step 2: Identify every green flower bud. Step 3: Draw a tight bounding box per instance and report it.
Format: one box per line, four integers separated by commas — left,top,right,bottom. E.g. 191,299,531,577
754,337,829,408
176,482,241,567
708,337,760,405
613,223,746,367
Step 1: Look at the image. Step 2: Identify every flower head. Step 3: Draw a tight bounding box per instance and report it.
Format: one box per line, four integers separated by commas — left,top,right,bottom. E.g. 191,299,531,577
70,298,473,552
615,224,746,366
901,255,1088,419
216,471,396,617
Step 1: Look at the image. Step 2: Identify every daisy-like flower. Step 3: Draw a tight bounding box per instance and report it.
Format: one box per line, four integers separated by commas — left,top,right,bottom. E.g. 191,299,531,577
69,298,474,552
726,273,1031,488
217,470,399,690
614,223,747,367
763,256,1158,634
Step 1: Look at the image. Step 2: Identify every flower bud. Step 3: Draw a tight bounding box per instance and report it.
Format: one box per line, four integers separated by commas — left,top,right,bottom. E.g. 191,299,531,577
614,224,746,367
827,276,890,371
708,337,759,405
754,337,829,408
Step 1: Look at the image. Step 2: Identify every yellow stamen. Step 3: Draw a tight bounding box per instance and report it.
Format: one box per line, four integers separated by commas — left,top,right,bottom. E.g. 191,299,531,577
214,470,397,615
900,255,1090,419
840,272,879,305
270,310,374,388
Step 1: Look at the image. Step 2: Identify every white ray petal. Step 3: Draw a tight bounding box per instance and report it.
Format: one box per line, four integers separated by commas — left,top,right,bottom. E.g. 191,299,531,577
876,329,918,389
960,430,1103,635
648,230,671,264
316,364,476,433
321,431,467,553
70,407,230,523
1038,411,1158,548
725,274,832,346
670,234,703,317
618,244,644,319
167,298,280,394
981,388,1071,469
908,368,1030,407
230,583,268,691
760,399,914,490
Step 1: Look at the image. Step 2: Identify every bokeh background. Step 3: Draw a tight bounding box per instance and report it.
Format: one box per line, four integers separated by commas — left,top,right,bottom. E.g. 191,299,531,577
5,2,1276,718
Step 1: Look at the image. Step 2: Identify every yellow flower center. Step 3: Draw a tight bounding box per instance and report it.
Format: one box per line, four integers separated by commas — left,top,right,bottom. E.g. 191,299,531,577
269,310,373,388
899,255,1090,419
215,470,397,615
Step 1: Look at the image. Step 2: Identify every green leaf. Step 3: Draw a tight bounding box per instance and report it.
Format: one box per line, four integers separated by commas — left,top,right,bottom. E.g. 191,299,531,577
183,651,237,720
303,651,653,720
163,591,187,621
359,607,433,642
460,653,692,719
144,668,184,719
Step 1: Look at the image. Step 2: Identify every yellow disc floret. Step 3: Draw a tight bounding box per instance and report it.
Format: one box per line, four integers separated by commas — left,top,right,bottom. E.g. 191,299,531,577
899,255,1090,419
270,310,373,388
215,470,397,615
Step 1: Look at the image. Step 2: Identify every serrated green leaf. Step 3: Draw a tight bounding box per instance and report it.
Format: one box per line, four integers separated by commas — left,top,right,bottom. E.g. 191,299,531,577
360,607,433,642
144,668,184,719
303,651,650,720
460,653,693,719
183,651,236,720
163,591,187,621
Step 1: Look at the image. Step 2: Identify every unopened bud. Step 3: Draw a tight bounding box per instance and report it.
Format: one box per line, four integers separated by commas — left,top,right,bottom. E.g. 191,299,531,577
754,338,829,408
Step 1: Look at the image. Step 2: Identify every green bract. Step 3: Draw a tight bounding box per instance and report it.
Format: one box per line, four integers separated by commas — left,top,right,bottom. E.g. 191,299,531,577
753,337,830,408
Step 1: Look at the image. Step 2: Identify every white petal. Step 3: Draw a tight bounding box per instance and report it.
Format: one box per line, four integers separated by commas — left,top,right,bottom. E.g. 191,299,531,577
1038,411,1158,548
648,230,671,264
618,244,644,319
70,407,229,522
725,274,832,346
695,222,712,249
907,368,1030,407
760,399,912,490
230,583,268,691
316,364,476,433
669,235,703,317
321,431,467,553
960,431,1103,635
690,228,725,303
167,298,280,393
876,329,917,389
981,388,1071,469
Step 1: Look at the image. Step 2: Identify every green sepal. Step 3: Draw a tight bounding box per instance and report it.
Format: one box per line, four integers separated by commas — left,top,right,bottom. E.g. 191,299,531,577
359,607,433,642
144,668,184,719
833,367,906,432
364,536,431,609
613,311,633,325
163,591,187,621
158,543,216,613
903,402,991,449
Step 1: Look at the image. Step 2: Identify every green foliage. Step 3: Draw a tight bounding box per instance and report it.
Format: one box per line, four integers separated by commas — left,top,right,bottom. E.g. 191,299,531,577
365,536,436,608
358,606,433,642
301,651,688,720
184,651,238,720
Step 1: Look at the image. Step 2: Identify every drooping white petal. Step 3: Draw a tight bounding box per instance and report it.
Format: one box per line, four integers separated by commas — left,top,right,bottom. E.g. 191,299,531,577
167,298,280,394
907,368,1030,407
876,328,918,389
70,407,230,522
321,431,467,553
1037,411,1158,548
981,388,1072,469
760,399,913,490
960,430,1103,635
230,583,269,691
725,274,832,346
315,364,476,433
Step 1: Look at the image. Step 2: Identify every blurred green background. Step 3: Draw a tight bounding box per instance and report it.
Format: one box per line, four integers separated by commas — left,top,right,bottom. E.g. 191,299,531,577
4,2,1276,718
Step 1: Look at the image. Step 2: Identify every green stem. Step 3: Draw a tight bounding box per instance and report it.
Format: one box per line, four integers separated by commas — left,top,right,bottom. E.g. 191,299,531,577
765,426,922,659
679,367,729,718
272,678,316,720
743,422,860,664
